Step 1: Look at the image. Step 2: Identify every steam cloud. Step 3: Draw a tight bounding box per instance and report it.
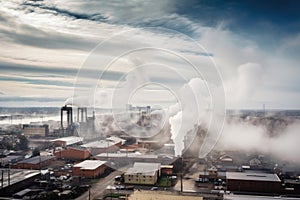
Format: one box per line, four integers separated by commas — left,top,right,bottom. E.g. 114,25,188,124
169,78,211,156
216,118,300,163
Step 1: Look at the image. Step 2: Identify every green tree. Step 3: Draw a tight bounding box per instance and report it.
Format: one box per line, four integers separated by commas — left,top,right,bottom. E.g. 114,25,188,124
17,135,29,150
32,147,40,157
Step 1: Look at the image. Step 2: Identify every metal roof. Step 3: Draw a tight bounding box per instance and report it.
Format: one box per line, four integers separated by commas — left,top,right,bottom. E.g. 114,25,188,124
81,136,124,148
96,152,158,159
226,172,281,182
52,136,83,146
73,160,107,170
0,168,40,188
17,156,54,165
125,162,160,176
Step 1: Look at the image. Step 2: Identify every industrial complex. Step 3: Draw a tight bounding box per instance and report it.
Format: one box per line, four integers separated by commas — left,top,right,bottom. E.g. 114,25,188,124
0,106,300,200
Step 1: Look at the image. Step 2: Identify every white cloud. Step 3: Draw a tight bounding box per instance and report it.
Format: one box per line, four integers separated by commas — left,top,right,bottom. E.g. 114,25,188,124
0,0,299,109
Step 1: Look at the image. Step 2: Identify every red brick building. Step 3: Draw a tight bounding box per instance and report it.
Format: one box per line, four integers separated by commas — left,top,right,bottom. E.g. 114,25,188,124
72,160,107,178
226,172,282,194
161,165,173,175
54,147,90,160
12,156,55,170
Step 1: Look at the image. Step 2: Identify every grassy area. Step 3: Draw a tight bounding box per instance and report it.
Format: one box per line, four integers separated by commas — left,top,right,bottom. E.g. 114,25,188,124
104,193,122,199
157,176,172,187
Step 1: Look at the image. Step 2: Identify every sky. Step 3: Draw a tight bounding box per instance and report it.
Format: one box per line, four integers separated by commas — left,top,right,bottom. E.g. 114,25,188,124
0,0,300,109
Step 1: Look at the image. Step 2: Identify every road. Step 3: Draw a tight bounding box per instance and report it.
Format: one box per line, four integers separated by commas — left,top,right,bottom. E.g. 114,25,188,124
75,170,122,200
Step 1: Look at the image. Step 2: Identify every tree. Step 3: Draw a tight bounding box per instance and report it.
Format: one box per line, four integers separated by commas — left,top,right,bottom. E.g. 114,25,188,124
32,147,40,157
17,135,29,150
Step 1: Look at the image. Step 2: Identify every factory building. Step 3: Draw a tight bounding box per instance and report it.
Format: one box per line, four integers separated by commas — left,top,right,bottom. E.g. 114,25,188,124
72,160,107,178
226,172,282,194
54,146,90,160
96,152,176,167
124,162,161,185
23,124,49,137
81,136,125,155
51,136,83,147
12,156,55,170
0,156,23,167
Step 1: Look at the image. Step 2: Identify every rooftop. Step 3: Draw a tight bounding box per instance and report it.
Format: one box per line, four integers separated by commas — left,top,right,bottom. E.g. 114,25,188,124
17,156,55,165
81,136,124,148
125,162,160,176
106,136,126,145
226,172,281,182
52,136,83,146
128,191,203,200
73,160,107,170
81,140,114,148
96,152,158,159
0,168,40,188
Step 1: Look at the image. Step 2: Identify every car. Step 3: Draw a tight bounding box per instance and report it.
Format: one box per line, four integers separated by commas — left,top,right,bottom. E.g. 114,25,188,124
62,185,72,189
116,185,125,190
126,186,134,190
151,187,158,190
79,184,91,189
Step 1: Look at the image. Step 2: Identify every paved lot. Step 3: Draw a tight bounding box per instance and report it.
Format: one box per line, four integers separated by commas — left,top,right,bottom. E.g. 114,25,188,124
75,170,122,200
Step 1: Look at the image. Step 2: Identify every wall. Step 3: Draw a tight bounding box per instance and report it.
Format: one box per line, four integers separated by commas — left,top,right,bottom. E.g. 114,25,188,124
124,171,158,185
72,165,106,178
227,179,282,193
55,148,90,160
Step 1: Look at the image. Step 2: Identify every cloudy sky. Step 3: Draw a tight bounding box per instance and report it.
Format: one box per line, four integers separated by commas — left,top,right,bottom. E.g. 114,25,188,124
0,0,300,109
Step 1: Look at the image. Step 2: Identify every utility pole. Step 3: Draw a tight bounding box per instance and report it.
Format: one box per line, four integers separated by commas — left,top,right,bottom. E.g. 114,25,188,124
1,170,3,189
180,156,183,193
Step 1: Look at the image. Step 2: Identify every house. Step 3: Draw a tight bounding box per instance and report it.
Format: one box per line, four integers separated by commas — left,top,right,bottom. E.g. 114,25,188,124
124,162,161,185
226,172,282,193
219,154,233,163
249,158,262,167
72,160,107,178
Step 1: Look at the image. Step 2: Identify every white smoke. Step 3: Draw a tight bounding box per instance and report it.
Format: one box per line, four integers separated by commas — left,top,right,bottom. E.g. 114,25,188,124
225,62,263,107
216,118,300,163
169,78,211,156
168,62,265,157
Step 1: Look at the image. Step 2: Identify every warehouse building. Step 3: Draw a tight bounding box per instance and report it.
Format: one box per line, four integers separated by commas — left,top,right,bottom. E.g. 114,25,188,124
124,162,161,185
23,124,49,137
0,168,40,196
12,156,55,170
226,172,282,194
51,136,83,147
54,146,90,160
72,160,107,178
81,136,125,155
